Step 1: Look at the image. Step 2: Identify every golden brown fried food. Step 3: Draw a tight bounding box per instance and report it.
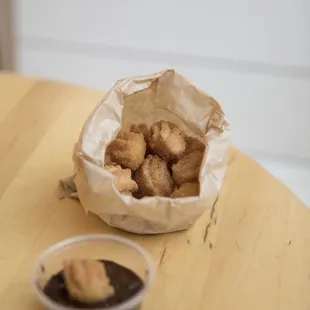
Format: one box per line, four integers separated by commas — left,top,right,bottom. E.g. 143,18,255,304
149,121,186,161
185,136,205,155
104,153,116,166
135,155,174,197
64,259,114,304
130,124,150,143
105,165,138,194
172,150,204,185
170,182,200,198
106,131,146,170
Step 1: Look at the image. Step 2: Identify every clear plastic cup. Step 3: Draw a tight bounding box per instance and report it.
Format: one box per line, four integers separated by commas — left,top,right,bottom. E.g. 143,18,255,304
32,234,156,310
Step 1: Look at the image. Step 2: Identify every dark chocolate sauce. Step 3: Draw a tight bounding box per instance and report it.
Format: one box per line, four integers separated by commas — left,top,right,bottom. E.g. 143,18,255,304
43,260,144,309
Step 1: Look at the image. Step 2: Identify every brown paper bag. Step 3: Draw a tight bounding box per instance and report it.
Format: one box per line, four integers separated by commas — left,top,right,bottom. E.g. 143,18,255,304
70,69,230,234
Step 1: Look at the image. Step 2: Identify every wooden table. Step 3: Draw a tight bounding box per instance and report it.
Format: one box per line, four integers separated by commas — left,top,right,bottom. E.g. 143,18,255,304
0,73,310,310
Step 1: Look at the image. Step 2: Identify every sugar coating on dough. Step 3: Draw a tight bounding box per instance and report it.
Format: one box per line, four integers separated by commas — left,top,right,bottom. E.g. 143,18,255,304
172,150,204,185
106,131,146,170
63,259,114,304
134,155,174,197
184,136,205,155
104,121,206,199
105,165,138,193
149,121,186,161
130,123,150,143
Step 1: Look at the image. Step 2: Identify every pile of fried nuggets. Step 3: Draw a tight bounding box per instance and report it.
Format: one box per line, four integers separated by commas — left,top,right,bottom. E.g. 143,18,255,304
104,120,205,199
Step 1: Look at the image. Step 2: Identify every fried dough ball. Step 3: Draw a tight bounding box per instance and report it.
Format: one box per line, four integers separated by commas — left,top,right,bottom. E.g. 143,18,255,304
185,136,205,155
134,155,174,197
105,165,138,194
104,153,116,166
149,121,186,161
172,150,204,185
170,182,200,198
63,259,114,304
106,132,146,170
130,124,150,143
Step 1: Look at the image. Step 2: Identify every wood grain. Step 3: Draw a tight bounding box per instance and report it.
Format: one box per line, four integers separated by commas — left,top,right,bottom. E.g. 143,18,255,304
0,73,309,310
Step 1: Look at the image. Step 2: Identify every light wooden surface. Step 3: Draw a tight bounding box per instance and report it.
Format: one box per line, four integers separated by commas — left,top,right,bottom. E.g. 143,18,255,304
0,73,309,310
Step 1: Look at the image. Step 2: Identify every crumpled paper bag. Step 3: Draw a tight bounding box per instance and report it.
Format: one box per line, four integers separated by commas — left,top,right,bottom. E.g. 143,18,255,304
63,69,230,234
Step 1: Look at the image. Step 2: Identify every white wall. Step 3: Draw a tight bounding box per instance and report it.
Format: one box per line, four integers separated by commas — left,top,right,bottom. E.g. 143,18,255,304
14,0,310,160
